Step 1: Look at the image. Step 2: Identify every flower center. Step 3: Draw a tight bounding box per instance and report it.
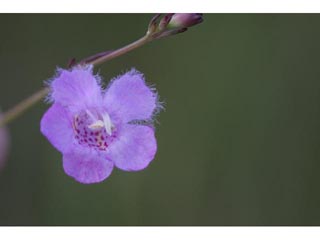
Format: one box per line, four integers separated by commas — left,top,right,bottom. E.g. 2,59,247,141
72,110,116,151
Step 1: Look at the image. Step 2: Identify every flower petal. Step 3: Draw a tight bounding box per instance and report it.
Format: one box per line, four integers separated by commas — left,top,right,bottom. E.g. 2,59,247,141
63,146,114,184
104,69,158,122
40,103,74,153
108,124,157,171
49,65,103,112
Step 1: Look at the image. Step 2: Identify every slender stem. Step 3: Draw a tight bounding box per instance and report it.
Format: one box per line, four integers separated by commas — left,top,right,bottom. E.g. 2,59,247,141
88,35,151,66
0,34,153,127
0,87,49,127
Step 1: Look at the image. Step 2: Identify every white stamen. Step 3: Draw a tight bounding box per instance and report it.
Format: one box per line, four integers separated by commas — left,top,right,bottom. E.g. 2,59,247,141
102,112,113,135
88,120,104,130
86,110,114,135
86,110,97,122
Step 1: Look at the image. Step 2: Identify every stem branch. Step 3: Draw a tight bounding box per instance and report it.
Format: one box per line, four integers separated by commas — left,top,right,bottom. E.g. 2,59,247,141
87,35,151,65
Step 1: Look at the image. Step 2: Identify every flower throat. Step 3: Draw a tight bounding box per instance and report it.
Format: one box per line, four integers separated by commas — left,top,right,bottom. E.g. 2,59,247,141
72,110,116,151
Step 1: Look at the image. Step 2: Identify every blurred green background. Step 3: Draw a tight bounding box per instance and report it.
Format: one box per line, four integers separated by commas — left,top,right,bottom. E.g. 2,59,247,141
0,14,320,225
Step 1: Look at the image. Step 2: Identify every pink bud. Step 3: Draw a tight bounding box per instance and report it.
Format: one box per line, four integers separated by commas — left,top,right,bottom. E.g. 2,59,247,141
168,13,203,28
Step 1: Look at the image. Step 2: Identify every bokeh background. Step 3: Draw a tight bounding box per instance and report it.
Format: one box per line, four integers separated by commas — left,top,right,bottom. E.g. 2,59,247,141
0,14,320,225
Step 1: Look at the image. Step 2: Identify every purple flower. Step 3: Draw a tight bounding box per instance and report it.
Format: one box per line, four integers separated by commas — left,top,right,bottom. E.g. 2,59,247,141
0,113,9,169
41,65,160,184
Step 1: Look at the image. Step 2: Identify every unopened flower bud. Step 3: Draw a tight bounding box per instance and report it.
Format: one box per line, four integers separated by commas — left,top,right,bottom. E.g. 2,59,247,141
168,13,203,29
